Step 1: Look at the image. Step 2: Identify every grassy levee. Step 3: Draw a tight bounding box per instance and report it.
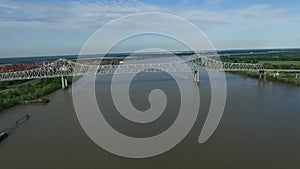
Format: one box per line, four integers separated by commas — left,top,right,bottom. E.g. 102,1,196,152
258,61,300,66
0,77,74,112
231,71,300,87
221,52,300,87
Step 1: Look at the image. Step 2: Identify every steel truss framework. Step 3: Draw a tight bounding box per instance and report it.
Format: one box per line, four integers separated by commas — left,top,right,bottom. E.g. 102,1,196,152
0,54,297,81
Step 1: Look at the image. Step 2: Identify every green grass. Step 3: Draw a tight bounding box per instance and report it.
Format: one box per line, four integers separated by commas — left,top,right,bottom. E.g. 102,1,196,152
232,71,300,87
0,77,74,112
258,61,300,65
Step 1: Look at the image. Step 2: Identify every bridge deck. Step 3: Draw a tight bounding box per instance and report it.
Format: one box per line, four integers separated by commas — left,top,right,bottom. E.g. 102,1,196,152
0,56,299,81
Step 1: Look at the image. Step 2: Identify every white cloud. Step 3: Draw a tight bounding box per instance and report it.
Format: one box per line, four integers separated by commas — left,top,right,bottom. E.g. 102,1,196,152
0,0,166,30
182,4,289,30
181,10,228,26
0,2,18,9
203,0,224,6
236,5,288,24
0,0,298,55
0,1,291,31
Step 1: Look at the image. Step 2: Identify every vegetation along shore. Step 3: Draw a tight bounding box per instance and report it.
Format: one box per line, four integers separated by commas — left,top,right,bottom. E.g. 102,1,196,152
0,77,73,112
221,51,300,86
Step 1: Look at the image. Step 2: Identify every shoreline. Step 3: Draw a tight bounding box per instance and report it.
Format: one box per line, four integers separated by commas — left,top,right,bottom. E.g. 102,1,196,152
0,77,75,113
231,71,300,86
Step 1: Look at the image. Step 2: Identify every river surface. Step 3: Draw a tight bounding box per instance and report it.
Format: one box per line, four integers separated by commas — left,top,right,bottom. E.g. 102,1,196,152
0,73,300,169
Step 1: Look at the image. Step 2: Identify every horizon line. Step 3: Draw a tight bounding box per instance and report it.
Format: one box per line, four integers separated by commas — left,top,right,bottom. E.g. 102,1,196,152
1,47,300,59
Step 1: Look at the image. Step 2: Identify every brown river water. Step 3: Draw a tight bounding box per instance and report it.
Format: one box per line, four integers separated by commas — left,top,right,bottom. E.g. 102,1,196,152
0,72,300,169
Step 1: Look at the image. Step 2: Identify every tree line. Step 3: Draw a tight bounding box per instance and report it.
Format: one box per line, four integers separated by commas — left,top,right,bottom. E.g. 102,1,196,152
0,77,72,112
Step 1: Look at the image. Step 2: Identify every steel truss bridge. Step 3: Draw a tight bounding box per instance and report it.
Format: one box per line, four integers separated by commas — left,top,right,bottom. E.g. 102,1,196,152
0,54,300,82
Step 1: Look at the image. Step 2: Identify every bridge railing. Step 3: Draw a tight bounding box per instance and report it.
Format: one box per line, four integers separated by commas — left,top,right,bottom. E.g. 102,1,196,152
0,56,268,81
190,54,264,71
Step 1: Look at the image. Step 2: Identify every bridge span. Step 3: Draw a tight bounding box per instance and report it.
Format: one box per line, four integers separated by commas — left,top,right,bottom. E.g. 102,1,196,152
0,55,299,88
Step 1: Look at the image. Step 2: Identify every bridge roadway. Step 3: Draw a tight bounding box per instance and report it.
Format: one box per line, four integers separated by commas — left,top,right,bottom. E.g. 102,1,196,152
0,55,299,84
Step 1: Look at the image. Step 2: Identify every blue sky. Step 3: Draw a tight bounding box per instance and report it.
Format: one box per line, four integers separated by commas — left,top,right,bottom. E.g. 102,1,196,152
0,0,300,57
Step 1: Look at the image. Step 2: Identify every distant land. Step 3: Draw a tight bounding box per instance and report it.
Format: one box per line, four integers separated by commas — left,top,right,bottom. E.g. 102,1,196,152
0,48,300,64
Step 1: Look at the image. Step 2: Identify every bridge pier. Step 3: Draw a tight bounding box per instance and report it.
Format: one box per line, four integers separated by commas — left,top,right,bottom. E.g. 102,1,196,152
272,72,279,78
259,71,267,81
194,70,200,83
259,72,262,79
264,71,267,81
296,73,300,80
61,76,68,89
65,78,68,88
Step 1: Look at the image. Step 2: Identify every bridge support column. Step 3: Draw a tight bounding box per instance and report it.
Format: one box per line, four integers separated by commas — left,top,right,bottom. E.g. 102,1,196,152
259,72,262,79
273,72,279,78
65,79,68,88
61,76,68,89
264,71,267,81
194,70,200,83
296,73,300,80
61,76,65,89
259,71,267,82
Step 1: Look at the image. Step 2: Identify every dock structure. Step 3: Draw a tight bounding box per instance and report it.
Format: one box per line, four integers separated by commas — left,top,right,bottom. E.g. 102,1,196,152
0,114,31,142
194,70,200,83
0,132,8,141
296,73,300,80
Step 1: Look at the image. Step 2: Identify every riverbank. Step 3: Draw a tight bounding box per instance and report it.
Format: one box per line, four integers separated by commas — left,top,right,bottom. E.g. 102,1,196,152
231,71,300,86
0,77,74,112
221,53,300,87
